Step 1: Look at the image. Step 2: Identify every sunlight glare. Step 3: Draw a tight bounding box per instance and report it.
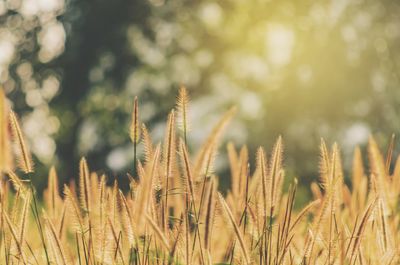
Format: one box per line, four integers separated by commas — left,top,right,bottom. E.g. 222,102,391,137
265,24,295,67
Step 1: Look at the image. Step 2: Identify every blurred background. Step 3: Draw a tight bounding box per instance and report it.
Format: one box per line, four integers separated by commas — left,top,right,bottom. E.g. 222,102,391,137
1,0,400,194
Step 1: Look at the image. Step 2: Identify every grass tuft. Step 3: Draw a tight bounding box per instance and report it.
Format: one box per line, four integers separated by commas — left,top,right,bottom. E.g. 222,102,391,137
0,88,399,264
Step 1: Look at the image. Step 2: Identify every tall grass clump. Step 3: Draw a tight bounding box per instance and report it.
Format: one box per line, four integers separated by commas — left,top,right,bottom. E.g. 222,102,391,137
0,88,399,265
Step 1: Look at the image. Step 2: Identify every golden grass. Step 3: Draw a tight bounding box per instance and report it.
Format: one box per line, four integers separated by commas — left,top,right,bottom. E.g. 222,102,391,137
0,89,399,265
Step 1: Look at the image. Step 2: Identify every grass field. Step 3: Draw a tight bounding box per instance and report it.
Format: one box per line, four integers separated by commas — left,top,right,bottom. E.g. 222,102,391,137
0,87,399,265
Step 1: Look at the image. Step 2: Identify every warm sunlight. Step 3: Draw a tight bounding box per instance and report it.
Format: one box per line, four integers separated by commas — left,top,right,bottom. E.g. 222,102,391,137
265,23,295,67
1,0,400,264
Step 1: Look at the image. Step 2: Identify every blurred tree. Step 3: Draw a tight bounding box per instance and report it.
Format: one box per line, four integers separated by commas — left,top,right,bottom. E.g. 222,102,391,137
108,0,400,183
2,0,400,191
0,0,65,188
52,0,152,181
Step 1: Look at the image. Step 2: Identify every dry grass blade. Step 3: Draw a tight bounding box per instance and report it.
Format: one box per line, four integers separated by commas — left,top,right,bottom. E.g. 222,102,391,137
218,192,250,265
194,107,236,177
180,140,196,203
6,170,26,192
204,179,215,251
45,217,69,265
385,134,395,175
18,192,31,247
169,215,184,264
118,189,135,247
289,199,321,233
145,213,170,252
349,198,377,262
3,209,28,264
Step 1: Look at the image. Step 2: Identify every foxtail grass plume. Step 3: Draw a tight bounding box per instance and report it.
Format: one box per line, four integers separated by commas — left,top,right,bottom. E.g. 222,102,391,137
130,96,140,144
176,85,190,144
9,110,34,174
0,88,11,172
130,96,140,178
